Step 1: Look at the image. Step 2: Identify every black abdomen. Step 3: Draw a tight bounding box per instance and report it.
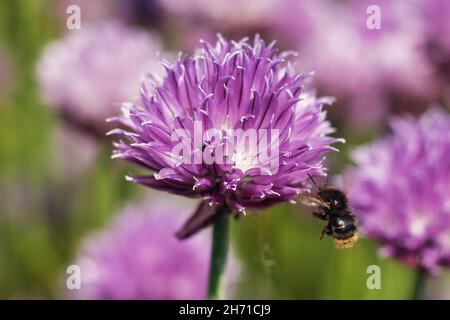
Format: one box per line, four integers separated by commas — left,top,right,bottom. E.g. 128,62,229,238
330,215,357,240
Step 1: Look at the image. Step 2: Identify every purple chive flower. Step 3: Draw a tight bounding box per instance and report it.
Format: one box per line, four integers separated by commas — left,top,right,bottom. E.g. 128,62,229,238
164,0,278,29
420,0,450,79
119,0,166,28
345,108,450,273
56,0,113,24
72,199,233,299
110,36,342,235
57,0,165,27
36,22,162,135
276,0,437,127
162,0,281,52
421,0,450,51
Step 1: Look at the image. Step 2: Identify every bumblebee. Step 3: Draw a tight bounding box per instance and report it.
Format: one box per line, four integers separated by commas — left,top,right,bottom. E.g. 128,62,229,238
301,174,358,249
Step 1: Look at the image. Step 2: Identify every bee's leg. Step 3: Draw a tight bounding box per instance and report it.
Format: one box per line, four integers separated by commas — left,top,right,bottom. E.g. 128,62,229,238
313,211,328,221
320,223,332,240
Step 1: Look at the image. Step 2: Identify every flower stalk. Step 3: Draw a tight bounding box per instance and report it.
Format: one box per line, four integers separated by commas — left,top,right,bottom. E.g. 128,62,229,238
412,268,427,300
207,205,231,300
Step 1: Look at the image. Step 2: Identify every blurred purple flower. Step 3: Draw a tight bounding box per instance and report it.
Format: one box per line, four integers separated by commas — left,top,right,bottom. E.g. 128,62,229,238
36,22,163,135
56,0,113,24
72,199,236,299
57,0,164,27
276,0,438,127
345,108,450,273
119,0,165,27
420,0,450,79
421,0,450,52
162,0,282,52
164,0,278,30
110,35,342,220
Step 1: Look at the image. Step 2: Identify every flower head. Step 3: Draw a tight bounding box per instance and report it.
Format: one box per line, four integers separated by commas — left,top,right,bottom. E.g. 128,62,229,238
345,108,450,273
37,22,162,134
111,36,341,218
72,200,214,299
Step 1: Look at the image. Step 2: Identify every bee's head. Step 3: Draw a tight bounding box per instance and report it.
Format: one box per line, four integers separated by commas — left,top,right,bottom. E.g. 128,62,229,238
307,173,349,210
317,187,348,210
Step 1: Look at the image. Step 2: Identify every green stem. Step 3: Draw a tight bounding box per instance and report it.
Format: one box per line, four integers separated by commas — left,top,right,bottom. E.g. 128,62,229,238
207,205,231,300
412,268,427,300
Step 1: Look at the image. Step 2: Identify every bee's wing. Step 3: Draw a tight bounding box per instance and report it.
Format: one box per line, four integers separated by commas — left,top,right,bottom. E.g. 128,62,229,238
298,192,330,209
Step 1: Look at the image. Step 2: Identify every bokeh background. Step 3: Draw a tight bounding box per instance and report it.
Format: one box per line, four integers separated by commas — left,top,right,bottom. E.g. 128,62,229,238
0,0,449,299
